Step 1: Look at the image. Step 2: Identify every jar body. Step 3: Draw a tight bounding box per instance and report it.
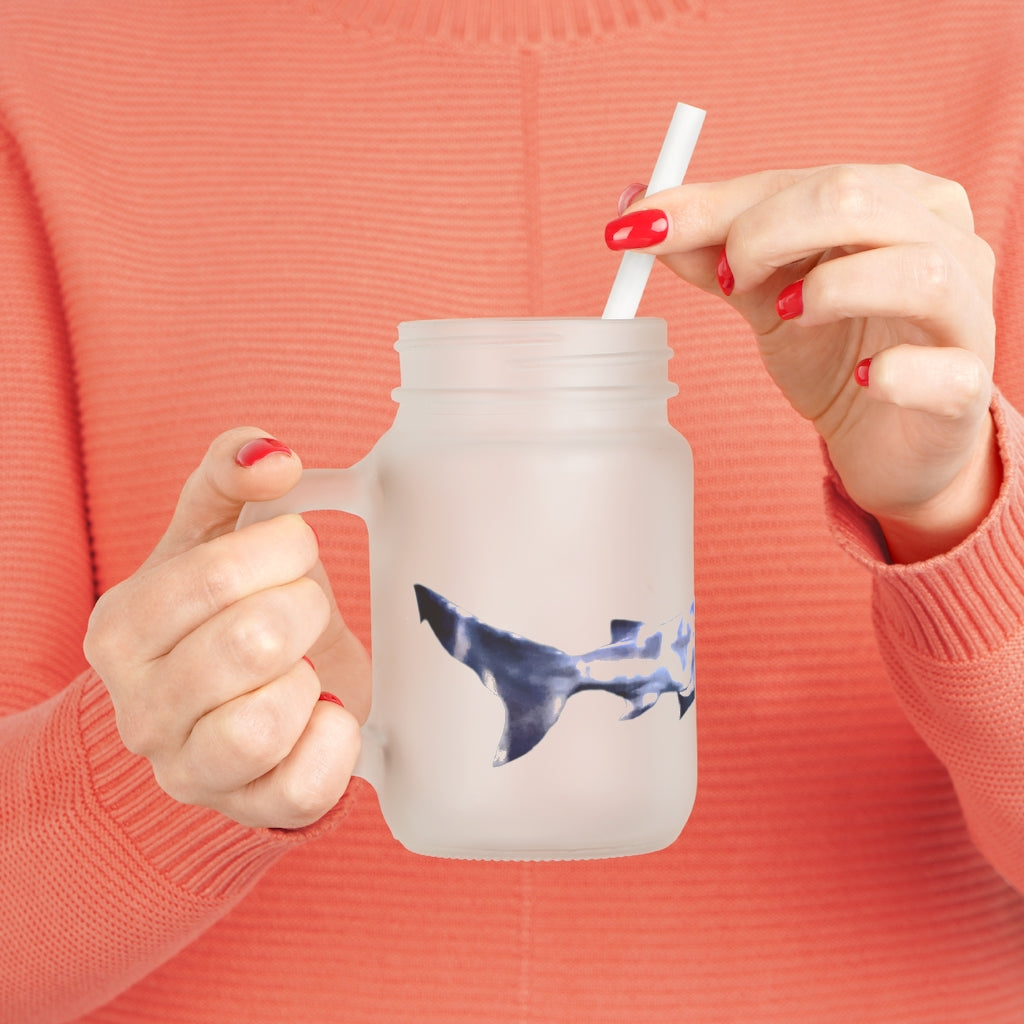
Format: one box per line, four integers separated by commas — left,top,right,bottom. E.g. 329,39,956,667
363,319,696,860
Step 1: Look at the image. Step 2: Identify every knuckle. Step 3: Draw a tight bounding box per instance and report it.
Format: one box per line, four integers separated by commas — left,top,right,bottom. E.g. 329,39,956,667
766,167,803,195
937,176,971,214
682,188,718,242
946,355,990,408
83,587,130,669
221,696,291,769
81,619,108,672
908,243,953,297
196,550,248,612
222,607,290,674
885,162,915,179
728,221,772,279
821,165,879,224
109,680,169,759
279,714,359,827
927,174,976,232
811,269,845,318
114,703,156,756
150,758,202,807
277,514,321,572
278,763,336,826
219,577,328,677
912,351,991,421
932,393,979,421
298,574,332,627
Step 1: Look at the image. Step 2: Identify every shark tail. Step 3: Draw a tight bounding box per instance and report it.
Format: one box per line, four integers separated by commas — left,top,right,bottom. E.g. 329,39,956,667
413,585,577,765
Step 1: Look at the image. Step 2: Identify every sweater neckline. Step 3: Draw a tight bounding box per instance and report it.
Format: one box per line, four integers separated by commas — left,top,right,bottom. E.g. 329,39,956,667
320,0,705,44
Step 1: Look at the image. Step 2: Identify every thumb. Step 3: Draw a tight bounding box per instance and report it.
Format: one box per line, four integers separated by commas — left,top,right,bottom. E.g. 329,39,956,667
145,427,304,567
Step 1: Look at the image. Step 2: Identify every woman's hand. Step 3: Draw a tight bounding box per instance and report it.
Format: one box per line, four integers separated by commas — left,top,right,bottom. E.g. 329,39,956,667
84,428,369,829
607,164,1000,562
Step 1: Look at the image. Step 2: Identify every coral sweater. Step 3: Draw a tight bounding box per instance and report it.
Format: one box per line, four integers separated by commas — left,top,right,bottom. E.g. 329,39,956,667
2,1,1023,1021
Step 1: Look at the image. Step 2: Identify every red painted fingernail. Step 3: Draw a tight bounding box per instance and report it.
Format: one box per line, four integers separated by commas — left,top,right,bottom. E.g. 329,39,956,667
855,357,872,387
318,691,345,708
616,182,648,216
235,437,293,468
776,279,804,320
716,247,734,296
302,655,316,672
604,208,669,250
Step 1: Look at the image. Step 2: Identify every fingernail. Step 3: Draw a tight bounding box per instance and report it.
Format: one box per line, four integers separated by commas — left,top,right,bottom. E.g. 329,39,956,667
302,655,316,672
716,247,734,296
776,280,804,320
616,182,648,216
604,208,669,250
235,437,293,468
855,357,872,387
317,691,345,708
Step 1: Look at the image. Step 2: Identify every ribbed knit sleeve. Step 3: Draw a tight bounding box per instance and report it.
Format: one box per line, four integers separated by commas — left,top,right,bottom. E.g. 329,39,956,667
826,392,1024,892
0,127,349,1023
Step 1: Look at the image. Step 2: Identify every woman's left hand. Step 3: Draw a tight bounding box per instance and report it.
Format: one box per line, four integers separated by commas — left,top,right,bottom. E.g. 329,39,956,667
607,164,1000,562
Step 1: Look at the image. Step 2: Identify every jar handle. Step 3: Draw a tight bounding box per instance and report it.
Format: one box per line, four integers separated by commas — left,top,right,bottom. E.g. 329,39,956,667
235,466,373,526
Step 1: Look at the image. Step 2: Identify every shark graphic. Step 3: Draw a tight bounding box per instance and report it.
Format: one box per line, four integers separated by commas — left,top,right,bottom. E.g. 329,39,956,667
413,584,695,765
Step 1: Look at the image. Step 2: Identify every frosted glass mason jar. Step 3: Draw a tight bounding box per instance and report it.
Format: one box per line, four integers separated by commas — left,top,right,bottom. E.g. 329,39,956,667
239,318,696,860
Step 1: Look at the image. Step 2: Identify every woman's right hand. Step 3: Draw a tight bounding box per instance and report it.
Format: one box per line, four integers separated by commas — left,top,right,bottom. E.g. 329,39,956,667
84,428,369,830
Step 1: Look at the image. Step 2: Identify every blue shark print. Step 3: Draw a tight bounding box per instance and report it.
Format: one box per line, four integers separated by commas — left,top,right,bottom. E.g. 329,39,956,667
413,585,695,765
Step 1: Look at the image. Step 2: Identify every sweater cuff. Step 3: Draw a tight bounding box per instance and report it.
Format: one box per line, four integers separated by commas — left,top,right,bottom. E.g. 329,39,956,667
77,669,356,903
824,391,1024,661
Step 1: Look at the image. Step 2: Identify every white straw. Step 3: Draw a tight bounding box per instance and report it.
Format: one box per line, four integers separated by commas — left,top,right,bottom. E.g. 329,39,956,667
602,102,706,319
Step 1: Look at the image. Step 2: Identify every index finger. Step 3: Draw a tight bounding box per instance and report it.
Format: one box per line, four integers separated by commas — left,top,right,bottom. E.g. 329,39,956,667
115,513,320,662
625,163,975,257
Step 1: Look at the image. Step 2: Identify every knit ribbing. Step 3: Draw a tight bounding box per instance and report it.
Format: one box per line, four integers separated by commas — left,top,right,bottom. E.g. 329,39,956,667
288,0,705,44
77,670,353,902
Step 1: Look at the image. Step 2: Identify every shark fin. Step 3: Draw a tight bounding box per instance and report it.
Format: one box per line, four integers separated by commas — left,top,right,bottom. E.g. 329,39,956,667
493,690,571,765
609,619,643,643
619,691,661,720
